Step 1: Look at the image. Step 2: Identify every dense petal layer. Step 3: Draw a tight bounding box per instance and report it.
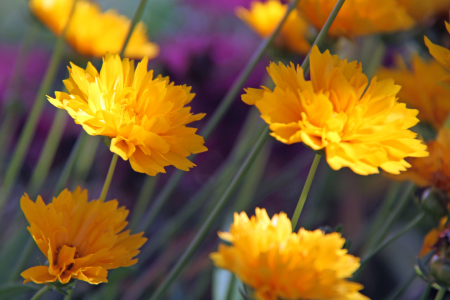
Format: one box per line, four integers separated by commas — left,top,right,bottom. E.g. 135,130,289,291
211,208,368,300
20,188,146,285
48,53,207,176
242,46,428,175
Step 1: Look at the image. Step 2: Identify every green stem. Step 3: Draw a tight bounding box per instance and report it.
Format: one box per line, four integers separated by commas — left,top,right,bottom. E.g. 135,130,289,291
385,272,416,300
147,0,346,297
435,289,446,300
28,109,67,197
354,213,426,278
120,0,149,57
138,0,302,232
361,182,400,253
129,176,158,231
52,132,88,196
30,285,49,300
0,115,17,174
421,284,432,300
364,182,415,256
63,289,73,300
299,0,347,72
8,238,34,282
291,154,321,231
99,154,119,202
148,126,270,300
0,0,78,212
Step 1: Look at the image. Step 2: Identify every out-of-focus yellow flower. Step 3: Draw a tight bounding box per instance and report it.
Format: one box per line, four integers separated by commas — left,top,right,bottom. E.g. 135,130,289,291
242,46,428,175
29,0,159,58
392,128,450,195
236,0,310,55
298,0,414,37
20,187,147,284
398,0,450,23
210,208,368,300
425,21,450,89
48,53,207,176
377,54,450,129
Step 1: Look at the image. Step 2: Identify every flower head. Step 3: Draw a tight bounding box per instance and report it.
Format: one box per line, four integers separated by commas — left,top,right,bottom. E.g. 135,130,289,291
210,208,368,300
398,0,450,23
392,128,450,195
298,0,414,37
48,53,207,176
30,0,159,58
20,187,147,284
377,54,450,129
242,46,428,175
236,0,310,54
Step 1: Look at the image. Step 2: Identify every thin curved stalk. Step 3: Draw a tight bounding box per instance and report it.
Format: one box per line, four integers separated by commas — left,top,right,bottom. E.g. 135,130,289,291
99,154,119,202
138,0,308,232
30,285,49,300
0,0,78,212
291,154,321,230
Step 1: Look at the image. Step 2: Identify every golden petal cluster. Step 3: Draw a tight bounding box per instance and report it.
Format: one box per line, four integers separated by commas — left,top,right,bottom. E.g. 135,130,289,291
20,187,147,284
298,0,414,37
377,54,450,129
392,128,450,196
210,208,368,300
29,0,159,58
420,217,447,257
242,46,428,175
48,53,207,176
236,0,310,55
398,0,450,23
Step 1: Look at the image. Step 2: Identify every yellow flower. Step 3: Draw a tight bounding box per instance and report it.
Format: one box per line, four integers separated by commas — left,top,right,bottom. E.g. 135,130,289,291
377,54,450,129
242,46,428,175
236,0,310,55
210,208,368,300
29,0,159,58
398,0,450,23
392,128,450,195
420,217,447,257
20,187,146,284
298,0,414,37
48,53,207,176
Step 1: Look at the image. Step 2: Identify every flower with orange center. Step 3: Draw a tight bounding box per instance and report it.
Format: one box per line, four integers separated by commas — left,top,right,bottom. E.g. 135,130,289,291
210,208,368,300
297,0,414,37
398,0,450,23
236,0,310,55
29,0,159,58
48,53,207,176
242,46,428,175
377,54,450,129
392,128,450,196
20,187,147,284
